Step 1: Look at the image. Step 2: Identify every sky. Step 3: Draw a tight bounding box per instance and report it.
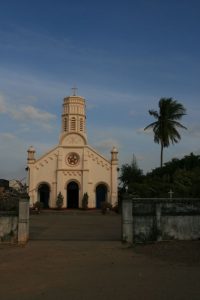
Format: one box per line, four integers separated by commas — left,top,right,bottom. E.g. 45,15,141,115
0,0,200,180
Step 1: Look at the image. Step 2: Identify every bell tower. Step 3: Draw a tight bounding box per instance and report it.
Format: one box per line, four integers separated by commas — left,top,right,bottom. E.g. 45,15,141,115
59,89,87,144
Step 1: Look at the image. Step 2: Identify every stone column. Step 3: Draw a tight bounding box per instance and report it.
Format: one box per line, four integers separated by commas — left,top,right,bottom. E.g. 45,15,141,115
122,194,133,244
18,194,30,244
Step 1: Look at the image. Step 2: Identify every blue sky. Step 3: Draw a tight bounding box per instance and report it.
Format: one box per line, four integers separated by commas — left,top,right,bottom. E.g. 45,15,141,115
0,0,200,180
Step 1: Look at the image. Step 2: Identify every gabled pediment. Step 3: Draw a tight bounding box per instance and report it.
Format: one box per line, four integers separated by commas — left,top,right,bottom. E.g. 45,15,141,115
59,133,87,146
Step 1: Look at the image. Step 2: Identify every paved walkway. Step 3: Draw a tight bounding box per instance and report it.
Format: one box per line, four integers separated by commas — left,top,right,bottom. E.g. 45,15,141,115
0,211,200,300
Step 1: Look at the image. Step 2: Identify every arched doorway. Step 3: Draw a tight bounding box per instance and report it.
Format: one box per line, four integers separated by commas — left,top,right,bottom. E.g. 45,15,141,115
38,183,50,208
96,184,108,209
67,181,79,208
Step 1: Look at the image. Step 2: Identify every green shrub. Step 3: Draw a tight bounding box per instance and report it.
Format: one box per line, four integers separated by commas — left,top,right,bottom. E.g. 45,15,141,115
101,201,112,214
82,193,89,210
56,192,64,209
33,201,43,213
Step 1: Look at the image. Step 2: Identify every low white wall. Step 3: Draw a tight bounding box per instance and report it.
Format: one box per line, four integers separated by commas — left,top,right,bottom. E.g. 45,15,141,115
0,213,18,243
122,197,200,244
0,194,29,244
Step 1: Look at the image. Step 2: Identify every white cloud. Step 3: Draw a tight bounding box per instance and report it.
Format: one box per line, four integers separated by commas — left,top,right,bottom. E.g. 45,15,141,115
0,92,56,130
11,105,56,123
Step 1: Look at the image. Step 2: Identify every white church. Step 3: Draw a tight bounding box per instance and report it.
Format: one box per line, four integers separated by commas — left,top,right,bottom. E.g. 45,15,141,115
27,92,118,209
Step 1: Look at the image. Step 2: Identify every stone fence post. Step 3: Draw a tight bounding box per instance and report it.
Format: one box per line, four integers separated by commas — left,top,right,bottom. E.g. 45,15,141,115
156,203,162,241
18,194,29,244
122,194,133,244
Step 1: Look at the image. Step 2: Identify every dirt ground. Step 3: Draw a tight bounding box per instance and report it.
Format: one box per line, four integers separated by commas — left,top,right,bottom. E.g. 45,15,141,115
0,211,200,300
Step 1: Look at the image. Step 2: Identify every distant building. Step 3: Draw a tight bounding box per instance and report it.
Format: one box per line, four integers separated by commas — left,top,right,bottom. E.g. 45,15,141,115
0,179,9,192
27,93,118,209
9,180,23,191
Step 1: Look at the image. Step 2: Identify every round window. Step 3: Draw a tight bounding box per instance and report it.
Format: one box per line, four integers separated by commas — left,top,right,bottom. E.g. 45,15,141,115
66,152,80,166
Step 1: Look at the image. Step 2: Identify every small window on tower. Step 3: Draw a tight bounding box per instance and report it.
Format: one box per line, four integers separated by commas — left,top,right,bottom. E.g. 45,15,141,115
64,118,68,131
80,118,84,131
71,117,76,131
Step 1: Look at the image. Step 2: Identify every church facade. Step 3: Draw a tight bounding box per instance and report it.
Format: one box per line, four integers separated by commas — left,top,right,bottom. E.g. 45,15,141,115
27,94,118,209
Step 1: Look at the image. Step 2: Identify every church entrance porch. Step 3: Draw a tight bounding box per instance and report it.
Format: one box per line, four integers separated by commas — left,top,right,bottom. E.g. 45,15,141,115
67,181,79,209
96,184,108,209
38,183,50,208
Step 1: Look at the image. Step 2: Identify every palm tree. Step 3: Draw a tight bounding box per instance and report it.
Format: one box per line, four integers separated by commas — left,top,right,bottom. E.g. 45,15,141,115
144,98,187,167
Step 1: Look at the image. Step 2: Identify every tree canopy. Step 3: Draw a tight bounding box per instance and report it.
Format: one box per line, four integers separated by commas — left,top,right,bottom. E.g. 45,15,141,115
144,98,187,167
119,154,143,188
119,153,200,198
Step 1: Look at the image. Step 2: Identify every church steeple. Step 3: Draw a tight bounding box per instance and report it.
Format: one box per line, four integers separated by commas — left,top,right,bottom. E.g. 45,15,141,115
60,93,87,143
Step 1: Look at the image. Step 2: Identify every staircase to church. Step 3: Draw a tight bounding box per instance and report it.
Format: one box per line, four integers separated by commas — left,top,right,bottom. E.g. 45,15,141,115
29,210,121,241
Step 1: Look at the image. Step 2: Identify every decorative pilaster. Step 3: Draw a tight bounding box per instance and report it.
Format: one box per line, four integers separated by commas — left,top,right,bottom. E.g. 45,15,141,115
27,146,36,207
110,147,118,205
82,148,89,207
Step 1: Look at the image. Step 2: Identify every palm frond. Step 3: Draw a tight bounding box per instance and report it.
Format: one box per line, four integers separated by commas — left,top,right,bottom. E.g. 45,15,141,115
148,110,159,119
171,120,187,130
144,122,158,131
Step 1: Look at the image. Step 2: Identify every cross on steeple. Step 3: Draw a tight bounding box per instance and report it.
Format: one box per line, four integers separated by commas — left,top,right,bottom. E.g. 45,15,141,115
71,86,78,96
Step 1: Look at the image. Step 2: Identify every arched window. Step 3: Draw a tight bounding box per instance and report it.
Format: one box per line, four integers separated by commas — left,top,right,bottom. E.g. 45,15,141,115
70,117,76,131
64,117,68,131
80,118,84,131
